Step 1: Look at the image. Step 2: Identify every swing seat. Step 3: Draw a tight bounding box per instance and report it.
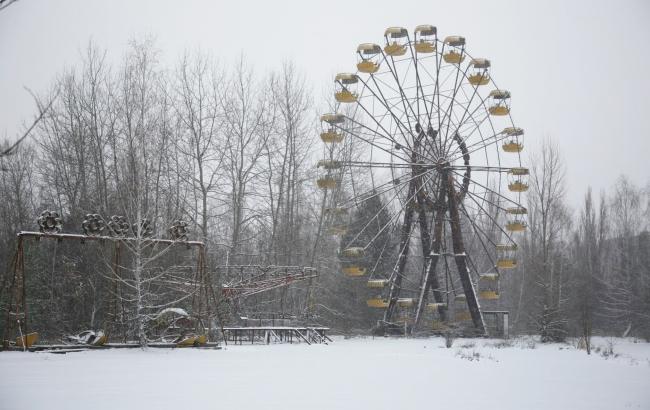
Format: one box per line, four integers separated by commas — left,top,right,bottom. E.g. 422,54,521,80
67,329,107,346
91,331,107,346
16,332,38,348
176,335,198,347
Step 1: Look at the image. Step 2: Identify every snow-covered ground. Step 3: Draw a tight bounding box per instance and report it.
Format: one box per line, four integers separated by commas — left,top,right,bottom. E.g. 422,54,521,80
1,336,649,410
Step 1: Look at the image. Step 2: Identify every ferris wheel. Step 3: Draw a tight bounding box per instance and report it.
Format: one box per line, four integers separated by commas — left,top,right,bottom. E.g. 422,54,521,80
317,25,528,335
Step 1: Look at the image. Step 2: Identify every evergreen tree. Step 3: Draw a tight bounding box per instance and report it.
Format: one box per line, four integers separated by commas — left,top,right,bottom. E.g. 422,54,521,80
337,192,395,330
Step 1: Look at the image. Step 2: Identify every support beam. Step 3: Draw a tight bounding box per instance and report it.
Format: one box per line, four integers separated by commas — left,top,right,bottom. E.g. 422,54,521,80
413,188,447,327
382,174,416,328
16,231,205,248
446,173,486,334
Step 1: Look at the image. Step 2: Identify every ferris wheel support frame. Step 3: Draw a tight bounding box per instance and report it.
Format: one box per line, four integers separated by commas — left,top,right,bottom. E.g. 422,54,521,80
413,181,447,326
446,172,486,333
382,169,417,327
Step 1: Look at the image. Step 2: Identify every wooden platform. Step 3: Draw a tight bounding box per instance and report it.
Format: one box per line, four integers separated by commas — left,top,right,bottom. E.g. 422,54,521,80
222,326,332,345
3,342,222,352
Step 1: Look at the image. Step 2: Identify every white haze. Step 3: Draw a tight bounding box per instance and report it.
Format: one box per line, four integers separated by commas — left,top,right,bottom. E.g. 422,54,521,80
1,0,648,206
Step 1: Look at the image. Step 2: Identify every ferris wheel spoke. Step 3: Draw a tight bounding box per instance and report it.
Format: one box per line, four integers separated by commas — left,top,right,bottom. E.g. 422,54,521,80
344,92,416,155
358,75,416,150
453,191,499,267
422,42,448,132
332,121,412,164
447,131,511,164
367,219,401,278
380,49,419,128
365,71,402,95
341,176,410,250
339,161,415,169
442,79,482,146
356,204,404,260
455,81,492,122
348,158,363,208
437,55,470,154
381,203,414,289
458,192,515,273
344,169,436,252
464,251,485,282
441,102,480,158
443,88,493,159
443,95,489,160
432,72,457,155
340,109,403,147
452,215,487,282
407,41,432,124
448,172,518,244
336,167,431,210
418,83,456,156
405,46,453,155
451,194,503,247
447,165,519,173
441,99,480,160
360,74,411,119
447,109,492,154
447,122,500,164
448,167,520,209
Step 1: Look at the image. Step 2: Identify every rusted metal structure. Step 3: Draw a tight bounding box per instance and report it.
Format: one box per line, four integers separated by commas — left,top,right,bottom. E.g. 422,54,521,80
1,213,320,350
1,228,213,350
219,265,318,299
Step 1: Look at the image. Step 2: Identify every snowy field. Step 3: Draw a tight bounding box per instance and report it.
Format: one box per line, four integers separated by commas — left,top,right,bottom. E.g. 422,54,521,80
1,336,649,410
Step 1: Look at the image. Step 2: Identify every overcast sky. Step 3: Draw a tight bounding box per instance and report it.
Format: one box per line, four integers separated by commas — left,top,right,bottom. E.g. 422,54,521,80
1,0,648,207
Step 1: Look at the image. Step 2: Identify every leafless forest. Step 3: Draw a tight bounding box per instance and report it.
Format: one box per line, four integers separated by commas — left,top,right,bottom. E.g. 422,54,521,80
1,41,649,345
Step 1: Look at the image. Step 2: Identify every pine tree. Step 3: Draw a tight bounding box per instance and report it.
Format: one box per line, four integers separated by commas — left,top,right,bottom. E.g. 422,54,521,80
337,192,395,330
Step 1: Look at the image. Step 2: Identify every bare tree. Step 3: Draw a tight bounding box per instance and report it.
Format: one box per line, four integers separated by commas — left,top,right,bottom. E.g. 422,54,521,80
107,39,195,346
219,58,274,259
172,52,226,242
265,62,313,265
2,89,58,159
0,0,18,12
0,144,36,307
526,138,569,342
572,188,607,353
599,176,650,338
